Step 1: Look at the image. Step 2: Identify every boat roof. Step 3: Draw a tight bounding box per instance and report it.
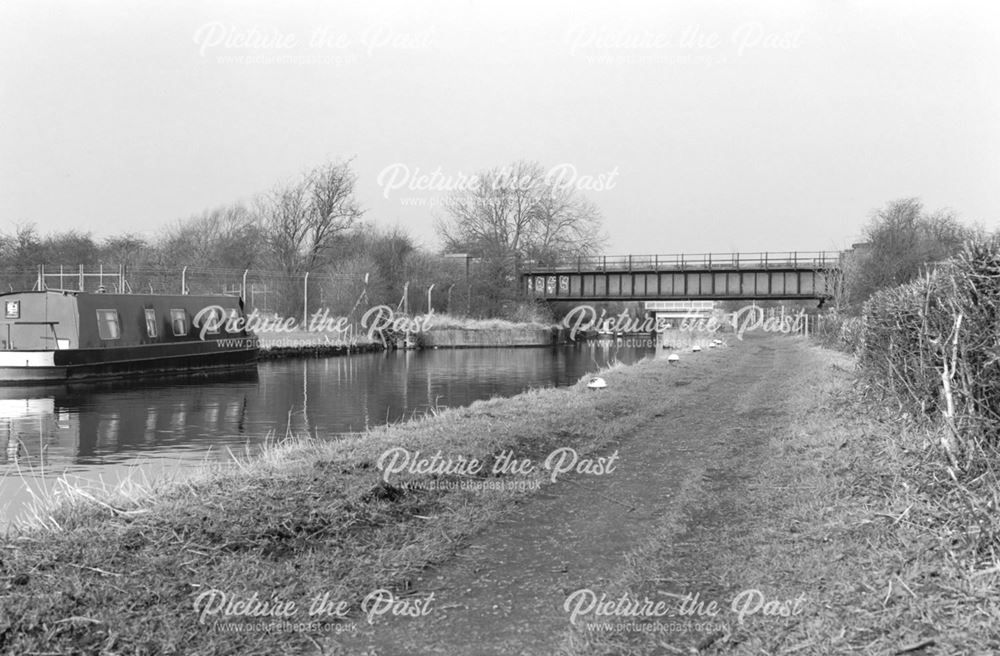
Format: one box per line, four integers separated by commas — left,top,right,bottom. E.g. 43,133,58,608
0,289,241,299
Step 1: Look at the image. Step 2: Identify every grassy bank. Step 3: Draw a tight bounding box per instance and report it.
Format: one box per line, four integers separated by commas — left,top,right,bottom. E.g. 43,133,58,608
421,312,553,332
257,314,561,355
0,351,705,655
256,329,381,359
567,344,1000,655
658,327,723,351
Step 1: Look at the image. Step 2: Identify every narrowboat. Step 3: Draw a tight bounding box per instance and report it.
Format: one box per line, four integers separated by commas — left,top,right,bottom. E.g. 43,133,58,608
0,290,258,384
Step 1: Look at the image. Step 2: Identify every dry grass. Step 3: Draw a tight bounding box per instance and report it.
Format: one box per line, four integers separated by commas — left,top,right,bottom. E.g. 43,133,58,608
422,312,554,332
859,237,1000,455
564,344,1000,655
0,357,679,655
658,328,728,352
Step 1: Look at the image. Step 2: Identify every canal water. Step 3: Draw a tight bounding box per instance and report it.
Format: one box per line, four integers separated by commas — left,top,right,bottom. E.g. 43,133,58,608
0,342,655,526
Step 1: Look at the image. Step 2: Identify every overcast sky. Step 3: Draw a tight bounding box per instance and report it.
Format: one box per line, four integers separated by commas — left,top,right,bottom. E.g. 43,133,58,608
1,0,997,255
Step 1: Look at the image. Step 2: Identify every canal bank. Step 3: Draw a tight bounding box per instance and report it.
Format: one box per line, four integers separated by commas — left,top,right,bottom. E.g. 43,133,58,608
2,336,985,655
255,321,567,357
0,343,655,528
257,325,647,354
419,326,566,348
0,339,714,654
256,332,381,359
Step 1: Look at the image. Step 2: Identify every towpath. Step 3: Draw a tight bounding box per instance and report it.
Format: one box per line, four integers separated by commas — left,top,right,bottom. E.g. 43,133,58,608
333,334,820,655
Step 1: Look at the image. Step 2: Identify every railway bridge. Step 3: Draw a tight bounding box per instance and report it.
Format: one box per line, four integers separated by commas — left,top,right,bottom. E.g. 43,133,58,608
522,251,844,303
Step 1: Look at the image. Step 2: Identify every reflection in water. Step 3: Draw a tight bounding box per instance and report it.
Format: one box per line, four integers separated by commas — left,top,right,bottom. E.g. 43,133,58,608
0,342,651,524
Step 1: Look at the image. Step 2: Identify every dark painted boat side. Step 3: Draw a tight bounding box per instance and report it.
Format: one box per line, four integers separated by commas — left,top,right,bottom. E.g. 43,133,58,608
0,291,259,384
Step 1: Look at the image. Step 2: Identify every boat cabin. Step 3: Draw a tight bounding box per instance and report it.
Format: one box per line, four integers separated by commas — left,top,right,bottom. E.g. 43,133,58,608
0,290,247,351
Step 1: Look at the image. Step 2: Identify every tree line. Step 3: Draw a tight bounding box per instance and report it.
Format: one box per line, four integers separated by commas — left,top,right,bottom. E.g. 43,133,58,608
1,159,605,320
9,158,968,323
836,198,983,314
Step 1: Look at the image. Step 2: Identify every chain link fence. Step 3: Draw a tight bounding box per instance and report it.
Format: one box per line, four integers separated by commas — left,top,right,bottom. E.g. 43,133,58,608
0,264,490,324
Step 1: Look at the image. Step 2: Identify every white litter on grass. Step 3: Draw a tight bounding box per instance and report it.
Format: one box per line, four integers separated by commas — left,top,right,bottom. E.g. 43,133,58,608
587,376,608,389
692,345,702,352
667,353,680,363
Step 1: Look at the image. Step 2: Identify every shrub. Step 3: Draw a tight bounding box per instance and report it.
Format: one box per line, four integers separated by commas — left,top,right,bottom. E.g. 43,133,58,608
859,237,1000,463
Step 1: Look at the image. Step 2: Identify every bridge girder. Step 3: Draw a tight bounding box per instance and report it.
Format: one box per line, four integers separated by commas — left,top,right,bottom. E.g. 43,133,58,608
522,266,839,303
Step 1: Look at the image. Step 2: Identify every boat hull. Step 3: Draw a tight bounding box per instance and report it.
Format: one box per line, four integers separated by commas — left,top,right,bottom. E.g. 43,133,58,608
0,340,259,384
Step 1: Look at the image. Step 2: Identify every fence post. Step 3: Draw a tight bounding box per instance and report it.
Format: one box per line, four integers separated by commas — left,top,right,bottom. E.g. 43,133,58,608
181,266,187,295
427,284,435,313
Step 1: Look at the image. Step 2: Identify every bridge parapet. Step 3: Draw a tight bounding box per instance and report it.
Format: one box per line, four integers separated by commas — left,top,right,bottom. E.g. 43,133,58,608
523,251,842,274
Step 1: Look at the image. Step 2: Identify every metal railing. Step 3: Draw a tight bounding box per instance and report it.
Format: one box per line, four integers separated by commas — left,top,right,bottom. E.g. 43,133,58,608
34,264,130,293
522,251,843,273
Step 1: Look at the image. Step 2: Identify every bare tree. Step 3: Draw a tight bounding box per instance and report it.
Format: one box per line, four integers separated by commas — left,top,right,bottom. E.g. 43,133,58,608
40,230,99,264
0,224,41,289
306,161,364,269
438,161,547,259
11,223,41,268
438,160,604,260
102,233,148,268
257,180,313,275
258,160,363,275
437,160,607,315
157,203,259,269
844,198,973,309
526,184,605,263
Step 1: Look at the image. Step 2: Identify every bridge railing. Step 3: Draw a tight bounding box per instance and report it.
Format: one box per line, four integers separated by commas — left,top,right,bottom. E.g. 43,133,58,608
522,251,842,273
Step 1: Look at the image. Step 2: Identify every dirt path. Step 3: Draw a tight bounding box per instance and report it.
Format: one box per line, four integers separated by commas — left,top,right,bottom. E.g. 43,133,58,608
332,335,818,656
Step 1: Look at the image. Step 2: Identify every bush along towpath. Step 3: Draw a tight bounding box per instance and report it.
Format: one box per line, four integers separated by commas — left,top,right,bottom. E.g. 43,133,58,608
1,334,995,655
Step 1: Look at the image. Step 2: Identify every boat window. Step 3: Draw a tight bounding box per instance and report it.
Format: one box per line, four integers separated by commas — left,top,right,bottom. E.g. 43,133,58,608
96,309,121,340
170,309,188,336
4,300,19,319
145,309,158,338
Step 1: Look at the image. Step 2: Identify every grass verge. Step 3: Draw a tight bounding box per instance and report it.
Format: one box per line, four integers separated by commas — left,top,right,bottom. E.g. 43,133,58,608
564,345,1000,655
0,352,711,655
421,312,553,331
